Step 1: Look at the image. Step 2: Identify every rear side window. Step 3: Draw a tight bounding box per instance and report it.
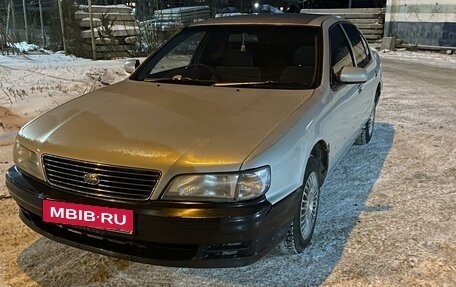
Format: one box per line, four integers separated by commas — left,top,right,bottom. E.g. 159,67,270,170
329,25,354,87
342,23,371,68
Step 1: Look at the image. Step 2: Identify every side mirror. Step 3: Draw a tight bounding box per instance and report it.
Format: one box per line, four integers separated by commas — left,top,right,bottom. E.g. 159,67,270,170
124,59,140,74
339,67,368,84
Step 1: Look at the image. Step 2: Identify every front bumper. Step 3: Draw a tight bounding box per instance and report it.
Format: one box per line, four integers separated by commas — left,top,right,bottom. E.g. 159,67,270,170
6,166,299,268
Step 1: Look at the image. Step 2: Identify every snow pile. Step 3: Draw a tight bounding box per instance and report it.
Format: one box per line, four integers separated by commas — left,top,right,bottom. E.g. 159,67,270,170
0,53,131,142
11,42,40,53
0,52,88,65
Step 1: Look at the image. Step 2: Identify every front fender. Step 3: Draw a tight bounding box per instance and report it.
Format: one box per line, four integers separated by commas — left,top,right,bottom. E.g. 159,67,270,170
241,87,331,205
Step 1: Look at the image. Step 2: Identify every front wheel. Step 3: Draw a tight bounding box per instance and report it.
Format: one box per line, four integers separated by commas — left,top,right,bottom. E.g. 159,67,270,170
279,156,322,254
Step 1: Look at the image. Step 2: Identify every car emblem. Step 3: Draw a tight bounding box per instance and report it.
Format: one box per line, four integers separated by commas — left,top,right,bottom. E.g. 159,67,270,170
83,173,101,186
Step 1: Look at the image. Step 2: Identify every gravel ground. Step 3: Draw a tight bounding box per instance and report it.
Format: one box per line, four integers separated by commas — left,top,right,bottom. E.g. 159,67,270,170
0,52,455,286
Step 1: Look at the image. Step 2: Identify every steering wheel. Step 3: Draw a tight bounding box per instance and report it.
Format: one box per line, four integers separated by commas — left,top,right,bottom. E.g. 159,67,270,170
185,63,221,81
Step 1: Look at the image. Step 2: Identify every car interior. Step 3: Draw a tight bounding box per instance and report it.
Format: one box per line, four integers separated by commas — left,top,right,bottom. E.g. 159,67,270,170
143,26,319,88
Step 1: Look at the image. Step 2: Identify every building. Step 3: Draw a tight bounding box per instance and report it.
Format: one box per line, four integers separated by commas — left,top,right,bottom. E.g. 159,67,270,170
384,0,456,47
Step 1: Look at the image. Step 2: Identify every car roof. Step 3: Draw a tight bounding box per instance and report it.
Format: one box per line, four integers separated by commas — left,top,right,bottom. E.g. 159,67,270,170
189,14,336,28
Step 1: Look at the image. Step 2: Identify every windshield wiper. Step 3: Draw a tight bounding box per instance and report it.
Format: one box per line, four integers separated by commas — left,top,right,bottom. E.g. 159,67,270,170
213,81,279,87
144,77,174,82
213,81,309,88
144,76,214,86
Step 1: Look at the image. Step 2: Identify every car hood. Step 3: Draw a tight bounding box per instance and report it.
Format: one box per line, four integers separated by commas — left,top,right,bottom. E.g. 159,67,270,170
19,80,314,174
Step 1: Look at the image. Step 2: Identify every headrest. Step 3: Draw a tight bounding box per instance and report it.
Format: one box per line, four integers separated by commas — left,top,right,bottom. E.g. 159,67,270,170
293,46,315,66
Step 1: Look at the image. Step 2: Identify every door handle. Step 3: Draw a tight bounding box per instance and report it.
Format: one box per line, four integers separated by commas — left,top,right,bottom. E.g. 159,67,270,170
358,84,363,93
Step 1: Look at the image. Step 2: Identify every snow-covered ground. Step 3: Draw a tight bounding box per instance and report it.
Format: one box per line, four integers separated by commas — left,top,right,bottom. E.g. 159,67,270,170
0,53,130,144
380,49,456,69
0,50,455,286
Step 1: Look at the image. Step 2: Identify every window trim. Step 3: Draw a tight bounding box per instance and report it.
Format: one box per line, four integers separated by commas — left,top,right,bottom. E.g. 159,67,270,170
359,30,372,67
328,23,355,90
340,22,371,68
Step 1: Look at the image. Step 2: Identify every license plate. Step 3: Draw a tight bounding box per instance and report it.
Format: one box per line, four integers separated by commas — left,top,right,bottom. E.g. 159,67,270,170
42,199,134,234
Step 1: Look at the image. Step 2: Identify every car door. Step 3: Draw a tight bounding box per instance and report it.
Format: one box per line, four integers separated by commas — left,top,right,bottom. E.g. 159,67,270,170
341,23,378,132
324,24,361,166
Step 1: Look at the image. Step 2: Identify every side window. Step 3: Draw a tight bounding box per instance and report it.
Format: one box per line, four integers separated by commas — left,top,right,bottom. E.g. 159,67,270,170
329,25,354,88
342,23,371,68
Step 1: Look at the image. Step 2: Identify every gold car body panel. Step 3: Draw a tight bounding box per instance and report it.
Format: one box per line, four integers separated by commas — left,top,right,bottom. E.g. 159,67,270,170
17,79,314,199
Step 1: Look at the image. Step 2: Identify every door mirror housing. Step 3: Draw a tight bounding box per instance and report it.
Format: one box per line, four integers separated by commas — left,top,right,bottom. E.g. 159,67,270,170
125,59,140,74
339,66,368,84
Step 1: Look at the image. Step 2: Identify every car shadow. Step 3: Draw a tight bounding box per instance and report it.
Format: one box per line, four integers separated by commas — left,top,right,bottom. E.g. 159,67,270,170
17,122,394,287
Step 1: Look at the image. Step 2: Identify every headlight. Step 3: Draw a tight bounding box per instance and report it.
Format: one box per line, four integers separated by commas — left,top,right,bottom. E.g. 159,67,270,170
14,142,44,180
162,166,271,202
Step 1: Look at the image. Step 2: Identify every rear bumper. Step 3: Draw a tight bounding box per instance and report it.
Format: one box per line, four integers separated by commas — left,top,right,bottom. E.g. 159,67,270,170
6,166,298,267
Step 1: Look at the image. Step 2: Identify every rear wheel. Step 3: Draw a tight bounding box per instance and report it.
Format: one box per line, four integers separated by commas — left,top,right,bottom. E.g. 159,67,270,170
279,156,322,254
355,102,376,145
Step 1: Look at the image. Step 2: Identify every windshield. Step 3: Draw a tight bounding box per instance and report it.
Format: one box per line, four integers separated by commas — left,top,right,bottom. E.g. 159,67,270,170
133,25,321,89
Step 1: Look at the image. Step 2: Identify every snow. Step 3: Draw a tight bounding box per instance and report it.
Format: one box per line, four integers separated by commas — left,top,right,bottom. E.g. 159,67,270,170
0,53,131,143
379,49,456,69
11,42,40,53
0,52,87,65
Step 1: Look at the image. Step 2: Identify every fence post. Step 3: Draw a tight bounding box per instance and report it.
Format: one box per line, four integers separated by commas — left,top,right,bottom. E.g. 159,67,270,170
22,0,29,42
57,0,68,53
6,2,10,32
10,0,17,41
38,0,45,47
88,0,97,60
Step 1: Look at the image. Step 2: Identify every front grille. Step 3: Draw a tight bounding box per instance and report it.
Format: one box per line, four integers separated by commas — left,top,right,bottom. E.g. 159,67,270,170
43,155,160,200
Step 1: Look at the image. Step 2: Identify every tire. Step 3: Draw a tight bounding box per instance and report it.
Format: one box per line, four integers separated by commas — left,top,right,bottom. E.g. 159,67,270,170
354,101,376,145
279,156,322,254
